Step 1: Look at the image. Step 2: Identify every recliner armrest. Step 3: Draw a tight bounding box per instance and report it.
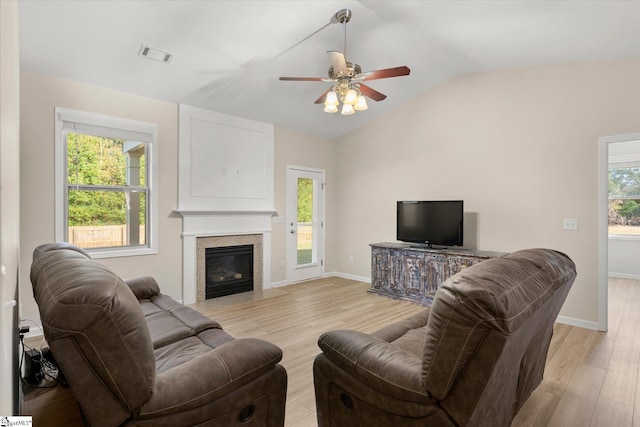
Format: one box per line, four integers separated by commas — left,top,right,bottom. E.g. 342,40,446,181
136,338,283,419
124,276,161,299
318,330,429,402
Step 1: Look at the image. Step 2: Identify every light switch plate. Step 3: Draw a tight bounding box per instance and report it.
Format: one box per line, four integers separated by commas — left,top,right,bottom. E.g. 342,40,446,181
563,218,578,231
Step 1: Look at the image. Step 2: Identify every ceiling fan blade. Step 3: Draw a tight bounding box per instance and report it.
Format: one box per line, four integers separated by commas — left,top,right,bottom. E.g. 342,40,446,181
327,51,348,76
314,88,332,104
359,84,387,101
279,76,325,81
358,66,411,81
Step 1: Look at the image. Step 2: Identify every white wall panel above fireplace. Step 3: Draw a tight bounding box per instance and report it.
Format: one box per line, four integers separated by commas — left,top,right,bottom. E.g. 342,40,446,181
177,105,275,303
178,104,274,212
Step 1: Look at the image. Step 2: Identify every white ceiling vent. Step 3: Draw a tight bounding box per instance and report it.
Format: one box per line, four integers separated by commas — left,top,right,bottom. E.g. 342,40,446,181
138,44,173,63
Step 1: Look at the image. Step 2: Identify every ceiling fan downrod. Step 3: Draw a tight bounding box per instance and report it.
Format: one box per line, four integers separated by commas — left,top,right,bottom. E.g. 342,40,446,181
335,9,352,60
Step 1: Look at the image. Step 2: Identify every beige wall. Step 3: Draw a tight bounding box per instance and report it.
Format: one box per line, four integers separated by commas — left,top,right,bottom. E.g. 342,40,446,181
20,72,182,327
272,126,337,283
1,0,21,414
334,58,640,325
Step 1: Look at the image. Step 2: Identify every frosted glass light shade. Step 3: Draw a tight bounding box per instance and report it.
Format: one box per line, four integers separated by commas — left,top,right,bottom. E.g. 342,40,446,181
341,103,355,115
325,90,339,106
344,89,358,105
354,95,368,111
324,104,338,113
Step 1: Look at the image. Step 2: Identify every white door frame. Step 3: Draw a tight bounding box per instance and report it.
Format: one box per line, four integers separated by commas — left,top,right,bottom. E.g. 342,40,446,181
286,165,325,283
598,132,640,332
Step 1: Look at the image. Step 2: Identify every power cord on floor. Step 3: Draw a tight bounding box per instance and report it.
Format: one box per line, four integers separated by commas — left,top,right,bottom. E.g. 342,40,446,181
18,322,60,389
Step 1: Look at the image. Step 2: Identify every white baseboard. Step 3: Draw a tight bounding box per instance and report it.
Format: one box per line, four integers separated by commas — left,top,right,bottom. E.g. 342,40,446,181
268,280,288,288
556,315,601,331
268,274,370,289
323,271,370,283
608,272,640,280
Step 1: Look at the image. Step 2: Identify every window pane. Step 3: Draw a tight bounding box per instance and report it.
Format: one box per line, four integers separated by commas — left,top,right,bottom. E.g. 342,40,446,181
67,189,146,248
297,178,313,265
609,167,640,198
67,133,146,186
609,199,640,236
608,166,640,236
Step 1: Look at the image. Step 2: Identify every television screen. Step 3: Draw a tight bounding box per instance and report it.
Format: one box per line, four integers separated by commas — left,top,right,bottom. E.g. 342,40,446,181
397,200,463,247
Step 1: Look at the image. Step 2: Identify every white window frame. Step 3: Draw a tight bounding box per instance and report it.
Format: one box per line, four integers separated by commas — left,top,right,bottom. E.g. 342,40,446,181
55,107,158,258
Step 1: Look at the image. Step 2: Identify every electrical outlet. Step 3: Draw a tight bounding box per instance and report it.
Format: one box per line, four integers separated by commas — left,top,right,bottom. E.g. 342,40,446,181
562,218,578,231
349,255,354,263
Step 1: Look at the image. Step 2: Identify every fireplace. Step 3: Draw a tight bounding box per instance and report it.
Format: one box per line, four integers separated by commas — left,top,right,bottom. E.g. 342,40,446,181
193,234,264,303
205,245,254,299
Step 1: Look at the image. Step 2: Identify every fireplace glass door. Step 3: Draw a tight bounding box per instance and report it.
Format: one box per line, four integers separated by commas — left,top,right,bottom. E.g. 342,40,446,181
205,245,253,299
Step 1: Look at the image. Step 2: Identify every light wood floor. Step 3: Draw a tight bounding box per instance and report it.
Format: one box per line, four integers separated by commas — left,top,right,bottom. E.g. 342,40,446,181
23,276,640,426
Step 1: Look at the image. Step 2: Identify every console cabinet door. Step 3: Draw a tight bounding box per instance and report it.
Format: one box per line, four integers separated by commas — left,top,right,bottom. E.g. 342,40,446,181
371,248,388,291
448,256,478,277
426,254,448,299
389,250,404,293
403,251,425,299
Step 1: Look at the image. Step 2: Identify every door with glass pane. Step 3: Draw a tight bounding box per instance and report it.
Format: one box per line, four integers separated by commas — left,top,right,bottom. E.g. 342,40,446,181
286,166,324,283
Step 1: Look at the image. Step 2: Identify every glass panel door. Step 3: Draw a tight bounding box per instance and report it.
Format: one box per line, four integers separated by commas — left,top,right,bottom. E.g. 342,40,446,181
287,167,324,282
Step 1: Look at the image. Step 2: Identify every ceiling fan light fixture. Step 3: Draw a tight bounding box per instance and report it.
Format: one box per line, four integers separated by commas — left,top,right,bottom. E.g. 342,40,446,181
325,90,339,106
354,95,368,111
341,103,355,115
344,89,358,105
279,9,410,116
324,104,339,113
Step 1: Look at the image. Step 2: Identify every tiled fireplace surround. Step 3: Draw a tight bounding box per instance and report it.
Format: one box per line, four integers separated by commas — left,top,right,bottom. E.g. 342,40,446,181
195,234,263,302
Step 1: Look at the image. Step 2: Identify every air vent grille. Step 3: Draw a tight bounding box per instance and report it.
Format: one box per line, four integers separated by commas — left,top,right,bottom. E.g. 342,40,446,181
138,44,173,63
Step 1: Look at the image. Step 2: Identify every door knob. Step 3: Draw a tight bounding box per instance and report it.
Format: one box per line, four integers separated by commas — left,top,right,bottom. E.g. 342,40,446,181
290,230,295,234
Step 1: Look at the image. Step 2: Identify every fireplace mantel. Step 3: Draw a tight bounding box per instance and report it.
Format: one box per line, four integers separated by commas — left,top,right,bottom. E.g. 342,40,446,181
176,209,276,218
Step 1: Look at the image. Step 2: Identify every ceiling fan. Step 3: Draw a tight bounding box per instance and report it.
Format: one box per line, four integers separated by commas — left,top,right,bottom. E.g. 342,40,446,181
279,9,411,115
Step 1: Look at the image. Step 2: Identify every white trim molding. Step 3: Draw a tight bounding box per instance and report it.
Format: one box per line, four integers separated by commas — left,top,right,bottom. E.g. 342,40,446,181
598,132,640,332
54,107,159,258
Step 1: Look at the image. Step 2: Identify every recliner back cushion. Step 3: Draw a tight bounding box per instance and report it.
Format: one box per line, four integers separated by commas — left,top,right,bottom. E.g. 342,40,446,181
422,248,576,400
31,247,156,410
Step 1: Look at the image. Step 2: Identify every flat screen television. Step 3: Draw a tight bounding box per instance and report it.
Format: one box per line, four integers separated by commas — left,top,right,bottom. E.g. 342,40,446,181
397,200,464,247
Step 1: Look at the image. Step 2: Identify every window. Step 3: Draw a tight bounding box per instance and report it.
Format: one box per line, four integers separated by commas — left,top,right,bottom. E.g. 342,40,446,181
609,166,640,237
55,108,158,257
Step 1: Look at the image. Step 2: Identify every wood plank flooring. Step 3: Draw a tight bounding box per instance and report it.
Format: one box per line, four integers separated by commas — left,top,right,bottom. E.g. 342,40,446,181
193,277,425,427
512,276,640,427
23,276,640,426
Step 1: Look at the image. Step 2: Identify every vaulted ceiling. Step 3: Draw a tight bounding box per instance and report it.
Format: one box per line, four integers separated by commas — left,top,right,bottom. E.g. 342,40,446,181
19,1,640,138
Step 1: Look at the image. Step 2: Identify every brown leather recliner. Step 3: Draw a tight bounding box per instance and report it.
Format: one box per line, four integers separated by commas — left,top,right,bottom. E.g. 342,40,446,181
30,243,287,426
314,248,576,427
